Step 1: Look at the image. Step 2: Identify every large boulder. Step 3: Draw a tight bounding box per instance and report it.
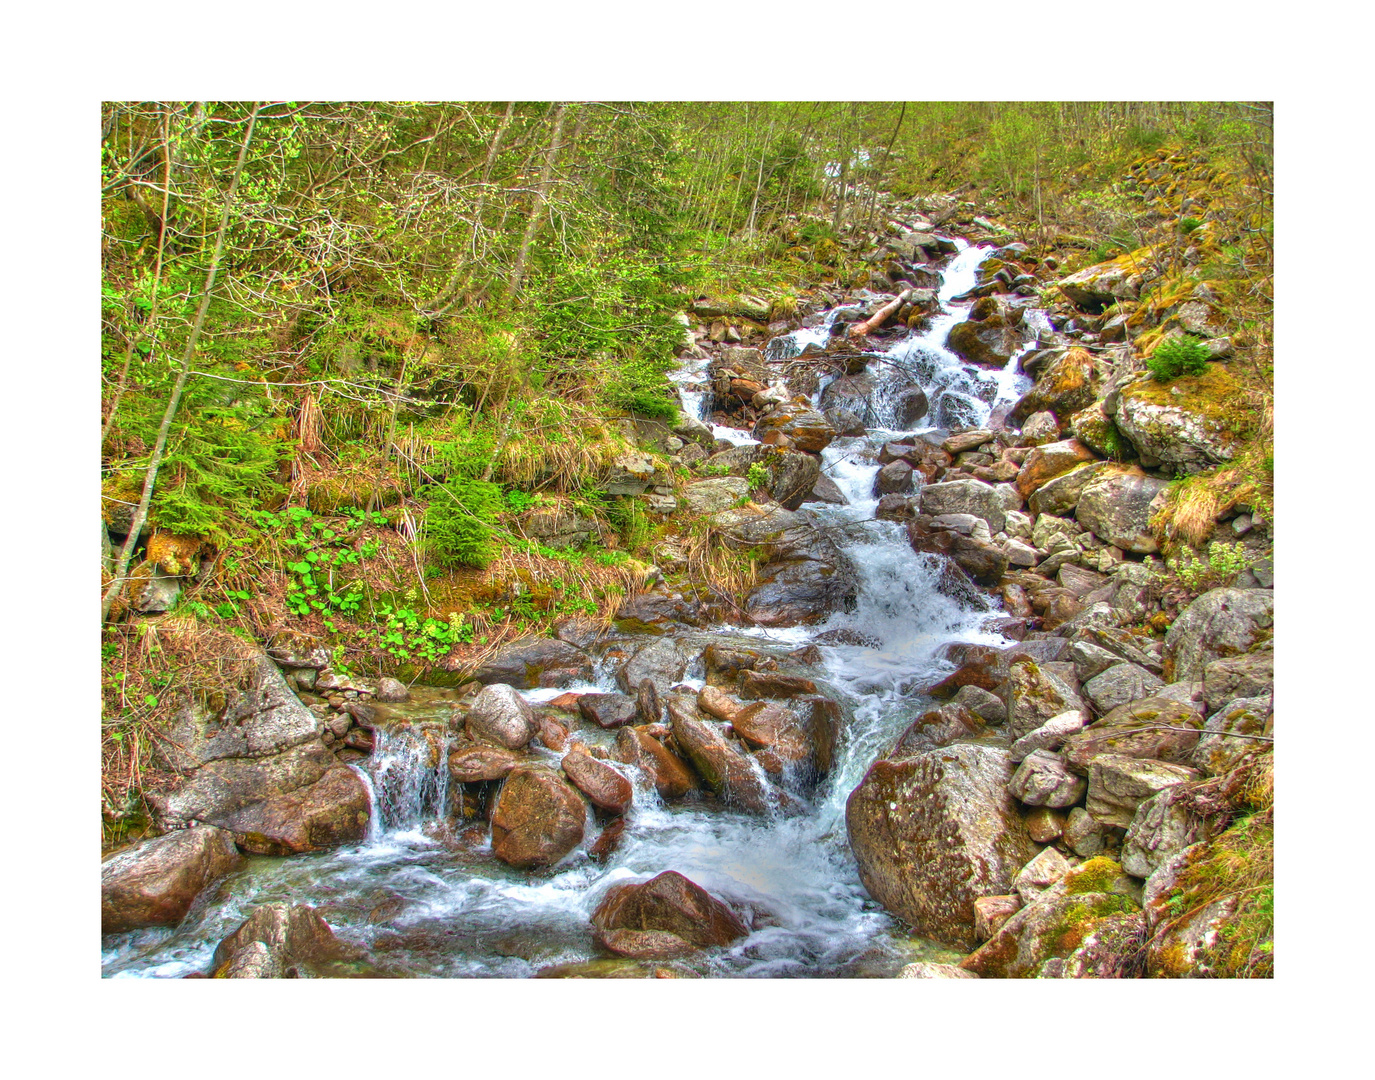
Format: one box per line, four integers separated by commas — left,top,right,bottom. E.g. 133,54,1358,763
1112,368,1241,472
907,519,1009,587
765,450,823,511
102,825,242,934
1082,662,1165,713
614,727,698,799
1192,695,1272,776
745,520,858,627
1202,650,1273,714
1027,462,1110,518
590,871,747,948
1009,348,1102,427
1085,754,1200,828
846,744,1036,949
1000,659,1086,740
683,477,752,514
211,902,353,978
1164,588,1275,683
470,637,593,689
1061,696,1205,773
448,745,523,782
1056,248,1156,309
666,696,779,815
1074,467,1169,554
466,683,538,750
577,692,640,730
490,766,587,869
918,479,1006,534
946,315,1023,368
222,765,371,856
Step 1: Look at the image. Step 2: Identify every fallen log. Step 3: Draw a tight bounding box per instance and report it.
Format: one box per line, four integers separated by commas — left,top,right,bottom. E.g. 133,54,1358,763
848,288,913,339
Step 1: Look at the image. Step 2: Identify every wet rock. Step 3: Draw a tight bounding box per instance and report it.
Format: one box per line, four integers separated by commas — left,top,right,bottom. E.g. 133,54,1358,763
102,825,243,934
1008,749,1087,807
918,478,1005,534
752,403,836,453
1083,663,1166,713
617,637,690,696
907,518,1009,587
1009,710,1085,763
1062,696,1205,773
729,701,811,762
960,888,1139,978
874,459,913,495
1074,468,1169,554
697,685,744,723
947,316,1024,368
490,766,587,869
212,902,353,977
1009,348,1103,428
807,474,849,505
535,713,570,752
470,635,594,687
590,870,748,948
1164,588,1274,684
846,744,1036,949
561,750,633,814
894,385,930,426
614,727,697,799
636,678,663,723
666,696,779,815
448,745,523,783
745,521,858,627
875,494,917,521
374,676,410,703
764,449,823,511
578,692,640,730
704,644,767,686
1192,695,1272,776
892,704,985,756
1086,754,1199,828
738,670,818,700
1001,659,1086,740
223,766,371,855
466,683,538,750
588,817,626,863
1026,806,1067,843
614,592,703,634
215,939,284,979
595,928,698,960
683,477,752,513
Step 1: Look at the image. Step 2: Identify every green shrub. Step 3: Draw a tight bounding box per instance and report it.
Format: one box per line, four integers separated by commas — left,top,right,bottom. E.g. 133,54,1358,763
1178,216,1203,235
1147,335,1212,382
746,461,770,491
1168,541,1251,592
423,479,503,568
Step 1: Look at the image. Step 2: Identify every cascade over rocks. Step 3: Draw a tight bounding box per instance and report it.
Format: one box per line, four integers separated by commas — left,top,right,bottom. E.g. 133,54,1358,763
590,871,747,948
212,902,355,978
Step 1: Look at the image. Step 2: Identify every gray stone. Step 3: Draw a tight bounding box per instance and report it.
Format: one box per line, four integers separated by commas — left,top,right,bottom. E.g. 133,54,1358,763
1009,711,1086,763
918,479,1006,534
1008,750,1087,808
951,684,1007,724
1202,649,1274,712
1083,662,1166,713
102,825,243,934
374,677,410,703
1121,782,1214,879
1063,807,1105,857
1013,846,1073,904
1071,641,1124,684
1075,469,1170,554
466,683,538,750
1164,588,1274,684
1086,754,1199,828
617,637,690,696
1001,659,1086,740
1192,695,1272,776
683,477,752,514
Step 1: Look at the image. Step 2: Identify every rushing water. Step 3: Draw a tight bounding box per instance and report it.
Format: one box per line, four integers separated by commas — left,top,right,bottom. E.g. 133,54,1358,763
102,234,1035,979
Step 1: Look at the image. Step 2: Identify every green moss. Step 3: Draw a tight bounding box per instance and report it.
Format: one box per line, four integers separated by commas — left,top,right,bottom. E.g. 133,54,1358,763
1064,857,1127,896
1123,364,1241,423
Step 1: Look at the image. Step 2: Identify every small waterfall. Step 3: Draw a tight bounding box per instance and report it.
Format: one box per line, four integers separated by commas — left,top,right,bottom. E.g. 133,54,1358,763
362,724,451,835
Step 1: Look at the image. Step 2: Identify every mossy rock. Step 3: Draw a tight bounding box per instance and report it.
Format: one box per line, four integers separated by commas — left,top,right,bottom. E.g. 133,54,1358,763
306,472,404,515
1113,367,1242,473
146,530,205,577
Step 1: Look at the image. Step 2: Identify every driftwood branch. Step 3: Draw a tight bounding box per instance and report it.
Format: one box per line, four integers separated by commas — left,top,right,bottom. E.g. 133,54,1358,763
848,288,912,339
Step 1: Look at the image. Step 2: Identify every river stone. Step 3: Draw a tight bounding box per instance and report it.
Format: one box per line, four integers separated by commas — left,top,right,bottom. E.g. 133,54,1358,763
266,630,331,670
745,520,858,627
578,692,640,730
892,704,985,757
1083,662,1165,714
1008,750,1087,807
448,745,523,782
1192,695,1272,776
1063,807,1106,857
1202,650,1273,713
666,696,778,815
102,825,243,934
764,449,822,511
614,727,697,799
1009,710,1085,763
738,670,818,700
466,683,538,749
874,459,913,495
845,744,1036,950
212,902,353,977
595,928,698,960
1027,461,1109,517
374,676,410,703
1013,846,1072,904
918,479,1005,534
1164,588,1274,684
1085,754,1199,828
636,678,663,723
1074,468,1169,554
617,637,690,696
490,767,587,869
470,637,593,689
697,684,745,723
591,870,748,948
561,750,633,814
684,476,752,513
752,403,836,453
222,765,370,855
614,592,703,634
1001,659,1086,741
807,474,849,505
1061,696,1205,773
946,316,1024,368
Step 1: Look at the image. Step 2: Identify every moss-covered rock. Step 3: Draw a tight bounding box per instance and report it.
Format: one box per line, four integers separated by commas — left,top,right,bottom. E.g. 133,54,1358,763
1112,367,1242,473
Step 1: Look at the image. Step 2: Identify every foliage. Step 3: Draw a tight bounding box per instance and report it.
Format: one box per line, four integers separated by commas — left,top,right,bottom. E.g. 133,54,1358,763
1147,335,1212,382
423,478,503,569
746,461,770,491
1167,541,1251,593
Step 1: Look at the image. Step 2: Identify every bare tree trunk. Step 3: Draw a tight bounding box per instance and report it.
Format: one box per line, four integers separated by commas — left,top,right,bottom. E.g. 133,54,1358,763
507,103,569,300
102,103,261,624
